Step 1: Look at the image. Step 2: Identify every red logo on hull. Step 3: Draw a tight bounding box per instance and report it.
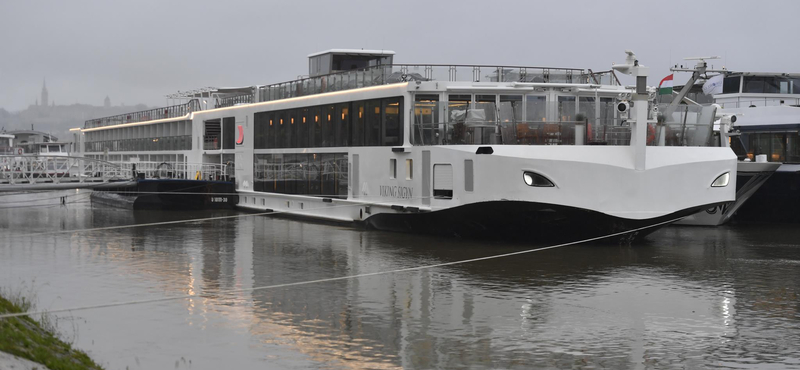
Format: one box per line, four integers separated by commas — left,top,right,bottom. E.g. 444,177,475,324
236,125,244,145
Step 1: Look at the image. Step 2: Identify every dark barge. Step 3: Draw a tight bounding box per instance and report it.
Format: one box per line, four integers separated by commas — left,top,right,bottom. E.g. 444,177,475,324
91,179,238,210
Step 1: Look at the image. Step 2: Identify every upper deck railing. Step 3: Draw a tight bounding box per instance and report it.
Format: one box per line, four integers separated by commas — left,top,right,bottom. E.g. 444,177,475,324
84,100,201,129
257,64,619,102
83,64,619,130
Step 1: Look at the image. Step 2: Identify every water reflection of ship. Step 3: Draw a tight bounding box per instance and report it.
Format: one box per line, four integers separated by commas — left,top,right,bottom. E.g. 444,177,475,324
243,220,800,368
74,205,800,367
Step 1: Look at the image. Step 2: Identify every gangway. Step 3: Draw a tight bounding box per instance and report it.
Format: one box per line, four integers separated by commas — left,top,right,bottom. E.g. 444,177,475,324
0,156,230,192
0,155,132,192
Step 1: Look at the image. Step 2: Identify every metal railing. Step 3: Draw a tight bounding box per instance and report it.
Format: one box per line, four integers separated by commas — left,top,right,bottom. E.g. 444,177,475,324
0,155,130,185
84,100,201,129
81,63,620,131
124,161,230,181
203,136,221,150
258,64,609,102
0,155,234,187
716,98,800,109
216,94,253,108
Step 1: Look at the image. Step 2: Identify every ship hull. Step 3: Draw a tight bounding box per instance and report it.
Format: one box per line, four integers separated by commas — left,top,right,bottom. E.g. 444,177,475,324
365,200,722,242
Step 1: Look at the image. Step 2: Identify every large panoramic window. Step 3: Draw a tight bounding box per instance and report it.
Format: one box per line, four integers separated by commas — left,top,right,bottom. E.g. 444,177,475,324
254,97,403,149
254,152,348,198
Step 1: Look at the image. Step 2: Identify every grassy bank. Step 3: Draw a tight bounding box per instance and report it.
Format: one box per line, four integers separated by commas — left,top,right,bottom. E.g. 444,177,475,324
0,294,104,370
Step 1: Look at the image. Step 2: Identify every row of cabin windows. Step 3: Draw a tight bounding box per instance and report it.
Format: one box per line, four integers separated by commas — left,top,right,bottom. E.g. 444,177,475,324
253,153,348,197
743,132,800,163
85,136,192,152
254,97,404,149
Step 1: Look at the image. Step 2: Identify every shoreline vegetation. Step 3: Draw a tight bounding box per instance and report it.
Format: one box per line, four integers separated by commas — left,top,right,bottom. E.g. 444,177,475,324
0,293,104,370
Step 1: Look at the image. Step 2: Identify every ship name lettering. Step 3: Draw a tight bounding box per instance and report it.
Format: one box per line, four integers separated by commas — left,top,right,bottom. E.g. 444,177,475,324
379,185,413,199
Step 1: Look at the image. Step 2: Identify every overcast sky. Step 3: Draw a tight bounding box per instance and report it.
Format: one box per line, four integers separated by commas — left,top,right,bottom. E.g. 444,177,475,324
1,0,798,112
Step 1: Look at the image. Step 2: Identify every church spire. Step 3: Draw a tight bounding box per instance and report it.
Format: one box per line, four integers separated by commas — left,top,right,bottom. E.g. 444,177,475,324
41,78,49,108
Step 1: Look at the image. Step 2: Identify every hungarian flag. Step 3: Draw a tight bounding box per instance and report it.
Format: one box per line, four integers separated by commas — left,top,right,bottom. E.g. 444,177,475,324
658,74,674,95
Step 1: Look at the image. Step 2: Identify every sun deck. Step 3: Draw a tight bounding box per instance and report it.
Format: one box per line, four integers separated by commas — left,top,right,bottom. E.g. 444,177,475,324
83,52,621,130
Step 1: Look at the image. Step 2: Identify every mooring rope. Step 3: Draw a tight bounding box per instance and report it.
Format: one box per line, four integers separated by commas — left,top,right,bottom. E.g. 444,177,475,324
0,216,681,320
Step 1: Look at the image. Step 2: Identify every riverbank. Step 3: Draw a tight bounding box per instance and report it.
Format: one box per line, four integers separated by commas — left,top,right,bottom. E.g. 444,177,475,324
0,294,103,370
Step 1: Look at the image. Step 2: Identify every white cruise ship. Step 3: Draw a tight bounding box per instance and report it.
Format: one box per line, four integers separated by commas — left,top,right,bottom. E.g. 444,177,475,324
71,50,736,240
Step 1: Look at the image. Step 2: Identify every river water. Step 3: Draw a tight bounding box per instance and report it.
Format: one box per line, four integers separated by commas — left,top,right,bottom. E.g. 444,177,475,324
1,190,799,369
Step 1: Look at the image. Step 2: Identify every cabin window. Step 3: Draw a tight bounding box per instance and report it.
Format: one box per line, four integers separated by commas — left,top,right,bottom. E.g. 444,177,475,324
771,134,786,162
747,132,790,163
788,134,800,163
297,108,309,148
413,94,439,145
223,117,235,149
405,159,413,180
723,76,741,94
383,98,403,146
309,106,320,147
321,153,337,195
365,100,382,146
327,105,337,147
307,153,321,195
525,96,547,122
351,102,365,146
499,95,523,122
336,103,349,147
254,112,266,149
287,110,298,148
557,96,576,122
273,111,284,148
337,155,348,196
390,159,397,179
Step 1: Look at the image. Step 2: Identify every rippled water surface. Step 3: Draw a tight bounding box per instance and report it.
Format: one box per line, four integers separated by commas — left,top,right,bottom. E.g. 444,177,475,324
1,190,800,369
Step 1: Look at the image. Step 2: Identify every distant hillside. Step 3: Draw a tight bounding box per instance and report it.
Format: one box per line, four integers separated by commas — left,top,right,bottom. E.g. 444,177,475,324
0,103,150,142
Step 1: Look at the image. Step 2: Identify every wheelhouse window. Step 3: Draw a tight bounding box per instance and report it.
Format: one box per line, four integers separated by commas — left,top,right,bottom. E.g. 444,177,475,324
722,76,741,94
742,76,799,94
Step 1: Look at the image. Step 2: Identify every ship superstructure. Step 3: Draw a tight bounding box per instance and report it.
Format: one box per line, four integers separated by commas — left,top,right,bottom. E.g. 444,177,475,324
71,50,737,240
